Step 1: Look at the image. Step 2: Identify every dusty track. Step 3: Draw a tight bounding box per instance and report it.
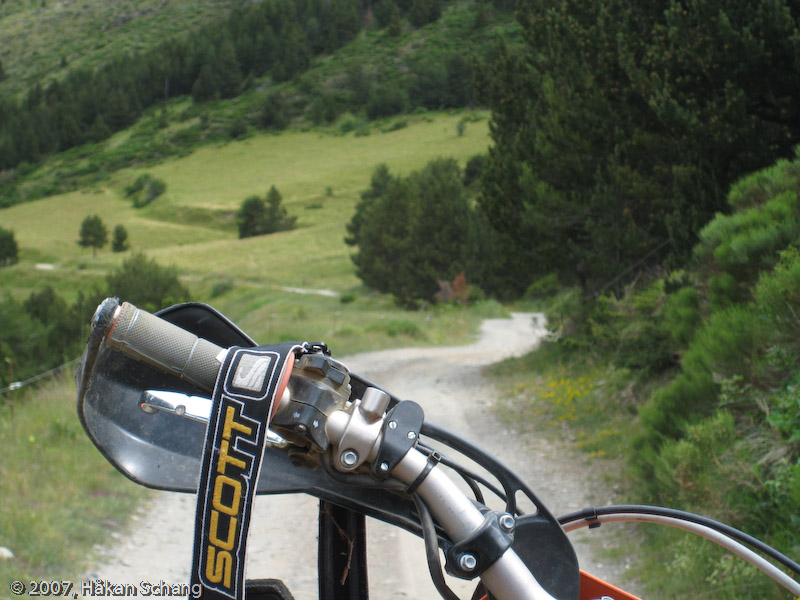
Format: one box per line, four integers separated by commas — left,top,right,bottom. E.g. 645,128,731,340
85,313,629,598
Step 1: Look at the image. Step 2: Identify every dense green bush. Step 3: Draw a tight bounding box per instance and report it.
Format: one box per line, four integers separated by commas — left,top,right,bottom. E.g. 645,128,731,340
661,286,700,347
753,249,800,353
696,190,799,283
125,174,167,208
236,186,297,239
462,153,486,187
105,252,190,312
0,227,18,266
366,83,408,119
524,273,560,300
621,151,800,571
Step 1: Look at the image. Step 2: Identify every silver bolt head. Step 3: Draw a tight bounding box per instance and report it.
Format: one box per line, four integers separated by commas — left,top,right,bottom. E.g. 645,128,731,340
407,431,416,440
340,449,359,467
498,514,515,532
458,553,477,572
388,421,398,430
379,461,390,472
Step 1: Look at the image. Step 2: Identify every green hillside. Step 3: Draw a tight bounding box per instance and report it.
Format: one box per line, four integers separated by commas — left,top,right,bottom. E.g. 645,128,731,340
0,110,491,333
0,109,488,349
0,0,233,98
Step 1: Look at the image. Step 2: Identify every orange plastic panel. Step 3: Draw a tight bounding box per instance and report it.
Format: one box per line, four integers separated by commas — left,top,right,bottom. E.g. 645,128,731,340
579,571,642,600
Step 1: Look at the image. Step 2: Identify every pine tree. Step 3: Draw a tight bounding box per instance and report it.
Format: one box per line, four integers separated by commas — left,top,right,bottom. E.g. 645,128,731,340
477,0,800,296
236,196,268,239
346,159,494,305
111,224,129,252
215,37,243,99
264,186,297,233
78,215,108,256
191,64,219,102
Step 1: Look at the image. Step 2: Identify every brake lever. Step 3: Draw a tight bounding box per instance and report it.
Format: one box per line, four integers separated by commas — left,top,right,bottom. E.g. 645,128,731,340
140,390,289,448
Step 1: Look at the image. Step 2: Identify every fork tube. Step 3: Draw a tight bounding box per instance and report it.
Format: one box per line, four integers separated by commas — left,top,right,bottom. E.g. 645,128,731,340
392,450,557,600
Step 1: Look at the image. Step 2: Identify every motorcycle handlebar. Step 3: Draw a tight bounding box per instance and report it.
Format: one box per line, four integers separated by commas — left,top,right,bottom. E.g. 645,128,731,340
93,298,558,599
103,300,224,393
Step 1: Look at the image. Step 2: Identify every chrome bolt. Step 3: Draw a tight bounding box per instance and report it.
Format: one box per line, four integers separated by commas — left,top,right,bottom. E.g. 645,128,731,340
340,450,359,468
379,461,390,472
407,431,416,440
295,424,308,434
458,553,477,572
388,421,398,430
498,514,515,533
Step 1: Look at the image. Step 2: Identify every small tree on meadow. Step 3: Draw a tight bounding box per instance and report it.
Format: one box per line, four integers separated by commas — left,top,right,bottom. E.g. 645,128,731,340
237,196,268,239
264,186,297,233
111,224,129,252
0,227,18,266
78,215,108,256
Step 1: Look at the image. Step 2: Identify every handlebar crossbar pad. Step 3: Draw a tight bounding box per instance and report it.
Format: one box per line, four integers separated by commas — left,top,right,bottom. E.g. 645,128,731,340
106,302,223,392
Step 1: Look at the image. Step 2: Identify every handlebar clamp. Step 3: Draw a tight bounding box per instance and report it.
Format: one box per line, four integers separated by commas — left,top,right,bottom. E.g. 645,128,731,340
445,511,515,580
369,400,425,480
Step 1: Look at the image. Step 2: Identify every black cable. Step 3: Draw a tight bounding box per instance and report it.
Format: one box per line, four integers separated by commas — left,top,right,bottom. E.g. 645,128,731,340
416,443,487,504
416,442,505,506
559,505,800,576
458,470,486,506
413,494,462,600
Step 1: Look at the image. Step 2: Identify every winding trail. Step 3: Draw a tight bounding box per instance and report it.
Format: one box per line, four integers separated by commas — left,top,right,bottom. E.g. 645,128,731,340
85,313,630,598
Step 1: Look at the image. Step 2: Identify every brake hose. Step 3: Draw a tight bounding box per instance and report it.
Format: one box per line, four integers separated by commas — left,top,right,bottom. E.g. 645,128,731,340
559,505,800,596
414,494,462,600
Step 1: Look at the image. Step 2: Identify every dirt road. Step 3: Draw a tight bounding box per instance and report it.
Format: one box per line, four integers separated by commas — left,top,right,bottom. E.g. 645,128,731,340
85,313,628,598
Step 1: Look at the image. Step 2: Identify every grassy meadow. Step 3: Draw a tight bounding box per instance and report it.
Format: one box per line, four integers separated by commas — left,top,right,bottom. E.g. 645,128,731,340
3,112,488,285
1,110,496,348
0,375,147,587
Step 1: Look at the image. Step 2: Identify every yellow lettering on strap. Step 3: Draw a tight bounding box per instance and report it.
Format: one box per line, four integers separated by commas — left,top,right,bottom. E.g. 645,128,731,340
222,405,253,440
209,510,237,551
212,475,242,516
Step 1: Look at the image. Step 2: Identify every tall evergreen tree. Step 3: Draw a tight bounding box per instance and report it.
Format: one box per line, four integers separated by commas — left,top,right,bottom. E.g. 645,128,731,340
477,0,800,297
215,37,243,98
191,63,219,102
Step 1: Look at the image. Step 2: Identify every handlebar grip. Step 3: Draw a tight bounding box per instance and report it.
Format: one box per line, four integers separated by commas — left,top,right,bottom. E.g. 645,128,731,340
105,301,224,392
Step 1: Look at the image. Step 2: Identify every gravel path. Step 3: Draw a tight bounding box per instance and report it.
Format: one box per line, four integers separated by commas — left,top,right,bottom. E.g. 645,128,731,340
85,313,632,598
